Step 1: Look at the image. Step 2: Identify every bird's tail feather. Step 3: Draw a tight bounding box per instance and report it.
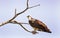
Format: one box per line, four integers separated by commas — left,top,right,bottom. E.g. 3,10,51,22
38,29,52,33
45,30,52,33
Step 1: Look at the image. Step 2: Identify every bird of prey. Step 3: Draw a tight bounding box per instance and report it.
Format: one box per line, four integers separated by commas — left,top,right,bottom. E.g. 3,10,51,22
27,15,51,34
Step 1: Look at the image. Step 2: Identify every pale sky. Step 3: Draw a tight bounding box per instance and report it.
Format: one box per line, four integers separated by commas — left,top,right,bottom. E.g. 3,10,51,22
0,0,60,38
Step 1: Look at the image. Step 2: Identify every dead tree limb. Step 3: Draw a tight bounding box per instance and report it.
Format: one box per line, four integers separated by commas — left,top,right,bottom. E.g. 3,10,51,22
0,0,40,34
10,20,31,33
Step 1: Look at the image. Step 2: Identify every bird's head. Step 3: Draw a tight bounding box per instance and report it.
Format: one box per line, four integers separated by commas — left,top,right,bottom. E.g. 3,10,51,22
27,15,32,20
27,15,36,21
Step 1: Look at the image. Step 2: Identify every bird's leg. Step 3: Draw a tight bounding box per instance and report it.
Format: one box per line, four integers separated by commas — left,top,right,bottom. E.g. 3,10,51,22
31,28,38,34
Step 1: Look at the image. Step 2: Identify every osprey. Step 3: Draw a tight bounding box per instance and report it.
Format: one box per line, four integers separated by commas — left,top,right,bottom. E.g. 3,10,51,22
27,15,51,34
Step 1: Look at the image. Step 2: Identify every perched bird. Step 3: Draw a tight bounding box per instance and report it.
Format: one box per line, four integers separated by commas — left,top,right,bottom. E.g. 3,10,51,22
27,15,52,34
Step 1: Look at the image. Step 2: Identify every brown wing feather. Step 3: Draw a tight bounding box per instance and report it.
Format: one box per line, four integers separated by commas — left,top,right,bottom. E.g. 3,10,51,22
35,20,51,33
36,20,47,29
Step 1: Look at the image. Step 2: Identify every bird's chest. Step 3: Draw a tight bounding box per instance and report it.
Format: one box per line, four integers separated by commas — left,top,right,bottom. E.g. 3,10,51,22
29,21,35,27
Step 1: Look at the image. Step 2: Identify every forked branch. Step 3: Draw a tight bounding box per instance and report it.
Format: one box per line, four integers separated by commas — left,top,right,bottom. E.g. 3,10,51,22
0,0,40,34
10,20,31,32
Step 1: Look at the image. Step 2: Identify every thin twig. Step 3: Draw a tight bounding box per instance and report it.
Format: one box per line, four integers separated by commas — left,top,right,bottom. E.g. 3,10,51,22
19,24,31,33
29,4,40,9
10,20,29,24
27,0,29,8
15,9,16,16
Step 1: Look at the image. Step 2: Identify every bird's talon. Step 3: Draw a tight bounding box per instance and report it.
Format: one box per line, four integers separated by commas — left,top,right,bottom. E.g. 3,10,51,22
31,31,38,34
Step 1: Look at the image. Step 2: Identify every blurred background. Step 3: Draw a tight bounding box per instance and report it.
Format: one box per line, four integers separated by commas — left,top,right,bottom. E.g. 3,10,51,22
0,0,60,38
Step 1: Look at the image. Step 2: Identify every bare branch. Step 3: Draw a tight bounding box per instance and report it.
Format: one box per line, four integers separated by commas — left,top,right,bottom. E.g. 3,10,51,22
0,20,9,27
8,3,40,22
9,4,40,21
19,24,31,33
29,4,40,9
10,20,29,24
27,0,29,8
9,20,31,33
20,23,29,24
15,9,17,16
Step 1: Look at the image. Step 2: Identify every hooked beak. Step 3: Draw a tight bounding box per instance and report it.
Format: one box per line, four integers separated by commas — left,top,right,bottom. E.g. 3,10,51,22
27,15,30,18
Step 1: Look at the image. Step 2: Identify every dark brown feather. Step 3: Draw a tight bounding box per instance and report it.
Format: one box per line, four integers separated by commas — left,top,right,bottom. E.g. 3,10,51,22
35,20,51,33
